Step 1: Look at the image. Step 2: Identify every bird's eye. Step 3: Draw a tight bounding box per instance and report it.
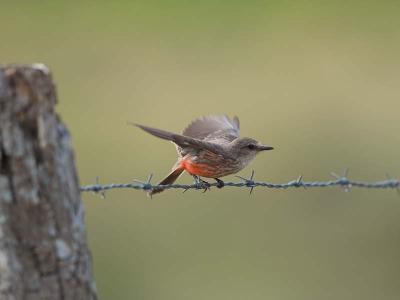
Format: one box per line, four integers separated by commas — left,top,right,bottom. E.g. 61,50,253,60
247,144,256,150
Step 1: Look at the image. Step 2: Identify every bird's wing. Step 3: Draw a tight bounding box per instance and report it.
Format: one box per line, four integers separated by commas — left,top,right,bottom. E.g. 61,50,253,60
182,115,240,142
133,123,224,154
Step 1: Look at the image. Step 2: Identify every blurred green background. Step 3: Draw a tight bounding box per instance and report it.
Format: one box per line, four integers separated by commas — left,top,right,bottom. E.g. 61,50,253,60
2,1,400,299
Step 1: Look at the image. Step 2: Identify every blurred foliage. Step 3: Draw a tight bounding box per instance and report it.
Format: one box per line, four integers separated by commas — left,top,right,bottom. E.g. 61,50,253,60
1,1,400,299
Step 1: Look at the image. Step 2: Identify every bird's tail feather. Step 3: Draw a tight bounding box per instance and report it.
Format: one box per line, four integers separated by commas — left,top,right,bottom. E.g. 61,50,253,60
149,166,184,196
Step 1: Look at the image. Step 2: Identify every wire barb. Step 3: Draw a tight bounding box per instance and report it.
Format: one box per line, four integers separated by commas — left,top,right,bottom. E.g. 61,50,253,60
79,170,400,195
235,170,256,194
91,177,106,199
330,169,352,192
133,173,154,198
385,173,400,196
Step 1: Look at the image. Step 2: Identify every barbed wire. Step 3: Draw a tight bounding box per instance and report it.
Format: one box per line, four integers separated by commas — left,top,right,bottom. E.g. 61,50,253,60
80,170,400,197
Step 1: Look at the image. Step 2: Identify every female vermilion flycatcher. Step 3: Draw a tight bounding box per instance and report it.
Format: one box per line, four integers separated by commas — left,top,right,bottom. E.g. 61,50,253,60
134,115,273,195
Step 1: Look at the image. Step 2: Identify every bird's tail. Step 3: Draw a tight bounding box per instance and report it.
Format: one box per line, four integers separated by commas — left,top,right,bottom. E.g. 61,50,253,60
149,165,185,196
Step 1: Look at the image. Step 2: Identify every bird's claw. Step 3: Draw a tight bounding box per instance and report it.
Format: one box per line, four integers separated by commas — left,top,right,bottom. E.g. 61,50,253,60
215,178,225,189
198,180,211,193
193,176,211,192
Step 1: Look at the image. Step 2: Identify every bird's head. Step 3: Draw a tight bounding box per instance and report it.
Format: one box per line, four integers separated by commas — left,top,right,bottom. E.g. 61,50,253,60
229,137,273,164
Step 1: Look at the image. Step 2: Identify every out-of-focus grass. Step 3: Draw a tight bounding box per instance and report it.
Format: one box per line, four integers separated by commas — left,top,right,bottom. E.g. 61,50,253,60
1,1,400,299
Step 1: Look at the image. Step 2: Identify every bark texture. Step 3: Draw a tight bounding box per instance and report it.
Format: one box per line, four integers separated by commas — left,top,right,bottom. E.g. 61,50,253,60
0,65,97,300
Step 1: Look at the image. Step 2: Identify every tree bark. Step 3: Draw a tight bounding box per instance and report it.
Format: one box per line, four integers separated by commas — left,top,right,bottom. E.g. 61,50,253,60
0,65,97,300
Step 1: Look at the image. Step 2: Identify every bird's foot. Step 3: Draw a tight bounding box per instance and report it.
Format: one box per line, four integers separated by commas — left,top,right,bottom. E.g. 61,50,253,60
214,178,225,189
193,175,211,192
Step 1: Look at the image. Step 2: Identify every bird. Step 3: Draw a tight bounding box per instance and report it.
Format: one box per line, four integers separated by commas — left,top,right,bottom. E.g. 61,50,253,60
133,115,273,195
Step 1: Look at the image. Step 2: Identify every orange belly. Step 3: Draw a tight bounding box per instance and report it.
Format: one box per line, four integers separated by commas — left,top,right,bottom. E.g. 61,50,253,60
180,159,217,178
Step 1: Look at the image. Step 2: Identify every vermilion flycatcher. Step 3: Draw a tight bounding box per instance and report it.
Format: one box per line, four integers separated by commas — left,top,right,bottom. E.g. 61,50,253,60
134,115,273,195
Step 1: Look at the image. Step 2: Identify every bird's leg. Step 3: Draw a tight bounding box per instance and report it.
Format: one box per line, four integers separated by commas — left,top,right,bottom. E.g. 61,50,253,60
214,178,225,189
192,175,211,192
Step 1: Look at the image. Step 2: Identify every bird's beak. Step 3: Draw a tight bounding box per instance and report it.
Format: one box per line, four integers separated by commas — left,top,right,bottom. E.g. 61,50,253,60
257,144,274,151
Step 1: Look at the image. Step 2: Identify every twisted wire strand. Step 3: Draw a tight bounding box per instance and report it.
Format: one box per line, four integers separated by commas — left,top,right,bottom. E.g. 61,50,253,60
80,171,400,196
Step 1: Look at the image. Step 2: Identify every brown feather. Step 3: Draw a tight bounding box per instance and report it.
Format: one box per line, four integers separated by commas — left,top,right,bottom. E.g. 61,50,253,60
182,115,240,140
132,122,225,155
149,166,184,196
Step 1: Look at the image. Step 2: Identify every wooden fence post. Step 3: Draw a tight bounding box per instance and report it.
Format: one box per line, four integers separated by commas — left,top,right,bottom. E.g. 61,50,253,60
0,65,97,299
